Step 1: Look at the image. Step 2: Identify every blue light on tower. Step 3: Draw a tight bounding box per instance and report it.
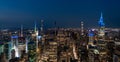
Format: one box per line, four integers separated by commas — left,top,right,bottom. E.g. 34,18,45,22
89,33,94,37
98,12,105,27
88,30,94,37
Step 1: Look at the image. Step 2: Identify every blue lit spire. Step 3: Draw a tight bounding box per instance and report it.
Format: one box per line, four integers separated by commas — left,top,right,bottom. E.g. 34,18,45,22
98,12,105,27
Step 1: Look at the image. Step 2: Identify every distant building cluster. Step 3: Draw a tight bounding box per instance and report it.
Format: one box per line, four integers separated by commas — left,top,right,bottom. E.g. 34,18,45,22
0,13,120,62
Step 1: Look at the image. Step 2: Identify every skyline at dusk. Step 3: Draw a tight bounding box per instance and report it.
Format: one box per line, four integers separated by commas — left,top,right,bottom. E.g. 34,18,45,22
0,0,120,62
0,0,120,28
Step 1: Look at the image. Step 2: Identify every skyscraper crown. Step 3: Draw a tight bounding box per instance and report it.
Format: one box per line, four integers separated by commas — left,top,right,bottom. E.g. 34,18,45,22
98,12,105,27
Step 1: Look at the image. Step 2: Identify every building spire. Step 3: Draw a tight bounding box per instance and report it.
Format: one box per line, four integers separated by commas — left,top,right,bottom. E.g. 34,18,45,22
21,25,23,37
98,12,105,37
98,12,105,27
101,12,103,19
34,21,37,32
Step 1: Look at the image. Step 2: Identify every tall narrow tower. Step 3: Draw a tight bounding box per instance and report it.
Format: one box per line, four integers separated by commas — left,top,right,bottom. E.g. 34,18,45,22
20,25,23,37
88,30,94,46
97,12,107,61
34,21,37,33
40,20,44,35
98,12,105,37
25,38,28,53
34,21,39,52
34,21,38,36
81,21,84,35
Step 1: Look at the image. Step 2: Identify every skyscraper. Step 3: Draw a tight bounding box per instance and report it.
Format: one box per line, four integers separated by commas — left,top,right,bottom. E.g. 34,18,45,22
97,12,107,62
98,12,105,37
11,35,19,59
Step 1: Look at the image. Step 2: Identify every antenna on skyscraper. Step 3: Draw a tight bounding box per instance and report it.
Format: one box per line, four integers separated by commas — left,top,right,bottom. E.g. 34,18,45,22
34,21,37,33
21,25,23,37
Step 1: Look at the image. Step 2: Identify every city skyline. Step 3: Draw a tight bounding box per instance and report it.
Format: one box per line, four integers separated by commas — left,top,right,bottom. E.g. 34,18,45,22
0,0,120,28
0,0,120,62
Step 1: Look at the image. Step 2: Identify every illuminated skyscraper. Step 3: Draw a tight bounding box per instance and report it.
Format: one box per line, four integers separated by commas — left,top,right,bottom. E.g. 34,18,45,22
98,12,105,37
44,35,57,62
40,20,45,45
25,38,29,53
88,30,94,46
34,21,39,52
97,12,107,61
11,35,19,58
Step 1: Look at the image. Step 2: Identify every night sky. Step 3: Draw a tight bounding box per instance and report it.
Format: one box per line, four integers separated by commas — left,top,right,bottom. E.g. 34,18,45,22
0,0,120,29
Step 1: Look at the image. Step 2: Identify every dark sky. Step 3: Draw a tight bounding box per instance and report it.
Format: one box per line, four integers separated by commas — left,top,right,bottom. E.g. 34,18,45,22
0,0,120,29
